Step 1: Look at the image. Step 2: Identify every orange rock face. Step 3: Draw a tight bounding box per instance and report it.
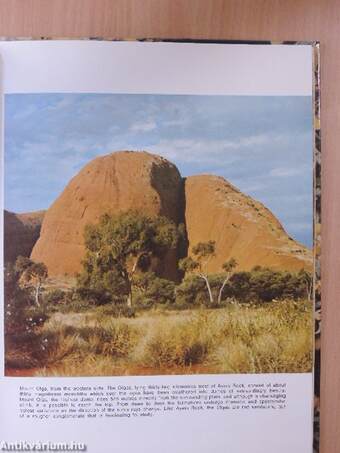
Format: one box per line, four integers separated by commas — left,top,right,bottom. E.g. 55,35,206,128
30,151,312,279
4,210,45,263
31,151,184,278
184,175,312,272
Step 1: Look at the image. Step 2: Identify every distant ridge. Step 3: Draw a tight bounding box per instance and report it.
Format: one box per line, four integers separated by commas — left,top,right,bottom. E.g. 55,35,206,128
4,210,45,263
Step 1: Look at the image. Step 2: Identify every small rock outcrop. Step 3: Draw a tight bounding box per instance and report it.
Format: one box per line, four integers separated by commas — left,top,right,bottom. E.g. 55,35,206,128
4,210,45,263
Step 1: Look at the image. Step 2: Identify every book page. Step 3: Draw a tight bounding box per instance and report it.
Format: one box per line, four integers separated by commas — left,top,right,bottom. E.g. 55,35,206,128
0,40,317,453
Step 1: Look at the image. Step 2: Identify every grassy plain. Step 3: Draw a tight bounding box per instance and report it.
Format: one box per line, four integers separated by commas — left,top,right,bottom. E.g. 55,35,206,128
5,300,313,376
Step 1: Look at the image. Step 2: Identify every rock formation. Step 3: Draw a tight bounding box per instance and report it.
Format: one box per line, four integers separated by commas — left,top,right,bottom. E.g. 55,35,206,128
4,210,45,263
31,151,184,279
184,175,312,272
30,150,312,278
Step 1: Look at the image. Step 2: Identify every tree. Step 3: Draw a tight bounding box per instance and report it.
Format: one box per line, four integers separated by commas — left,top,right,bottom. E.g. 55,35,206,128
249,267,286,302
4,263,30,335
179,242,239,306
217,258,238,304
298,269,313,301
175,274,226,307
229,271,253,302
78,211,179,307
15,256,48,306
134,272,175,306
179,241,216,304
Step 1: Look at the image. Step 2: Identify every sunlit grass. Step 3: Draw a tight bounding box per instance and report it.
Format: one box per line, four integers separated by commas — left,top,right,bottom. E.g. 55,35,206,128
6,300,313,376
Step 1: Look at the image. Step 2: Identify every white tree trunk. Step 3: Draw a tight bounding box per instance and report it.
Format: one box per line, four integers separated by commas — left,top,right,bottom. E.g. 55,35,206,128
35,283,41,306
199,274,214,304
218,277,229,305
307,280,313,302
126,253,146,308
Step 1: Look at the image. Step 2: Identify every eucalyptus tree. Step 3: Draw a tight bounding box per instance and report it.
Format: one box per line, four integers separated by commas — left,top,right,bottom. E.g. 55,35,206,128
79,211,179,307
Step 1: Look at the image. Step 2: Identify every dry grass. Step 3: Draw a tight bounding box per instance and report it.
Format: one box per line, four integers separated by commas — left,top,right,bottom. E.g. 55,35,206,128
212,302,313,373
7,300,313,377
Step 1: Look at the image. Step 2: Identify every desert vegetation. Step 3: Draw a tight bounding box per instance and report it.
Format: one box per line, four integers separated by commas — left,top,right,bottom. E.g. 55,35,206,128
4,211,314,376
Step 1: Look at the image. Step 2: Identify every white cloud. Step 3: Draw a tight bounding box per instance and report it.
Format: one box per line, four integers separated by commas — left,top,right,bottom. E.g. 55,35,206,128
5,93,313,246
269,167,304,177
147,133,278,166
130,120,157,132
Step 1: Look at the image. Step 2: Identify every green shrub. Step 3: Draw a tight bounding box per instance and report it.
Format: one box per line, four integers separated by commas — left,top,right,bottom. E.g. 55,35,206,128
175,268,313,306
4,263,51,370
77,211,179,306
44,289,66,305
3,264,46,335
75,286,118,305
175,274,226,306
134,272,175,306
246,267,311,302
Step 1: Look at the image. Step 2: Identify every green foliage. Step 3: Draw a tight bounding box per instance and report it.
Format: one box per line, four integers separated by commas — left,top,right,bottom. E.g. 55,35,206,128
15,256,48,281
77,268,127,305
44,289,67,305
179,241,216,275
175,267,313,306
83,211,178,260
175,276,206,307
178,256,199,273
179,243,237,306
14,256,33,273
51,297,95,314
4,264,32,335
191,240,216,259
222,257,238,273
5,261,49,334
297,269,313,300
4,262,50,370
14,256,48,306
133,272,176,306
228,267,312,302
229,271,253,301
217,258,239,304
43,289,94,313
178,241,217,304
77,211,179,306
176,274,225,307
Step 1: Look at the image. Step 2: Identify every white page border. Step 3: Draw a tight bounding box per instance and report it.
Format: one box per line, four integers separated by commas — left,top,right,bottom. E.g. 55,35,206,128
0,40,315,453
0,40,312,96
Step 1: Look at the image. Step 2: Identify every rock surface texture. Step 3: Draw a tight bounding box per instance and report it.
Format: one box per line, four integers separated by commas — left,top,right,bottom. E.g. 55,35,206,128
31,151,184,278
184,175,312,272
29,151,312,277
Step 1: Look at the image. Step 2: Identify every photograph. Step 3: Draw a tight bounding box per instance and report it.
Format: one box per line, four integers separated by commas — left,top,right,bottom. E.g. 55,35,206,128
4,92,314,377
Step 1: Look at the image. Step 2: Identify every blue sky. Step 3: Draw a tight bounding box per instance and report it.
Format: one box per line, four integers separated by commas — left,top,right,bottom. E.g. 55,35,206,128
4,93,313,247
